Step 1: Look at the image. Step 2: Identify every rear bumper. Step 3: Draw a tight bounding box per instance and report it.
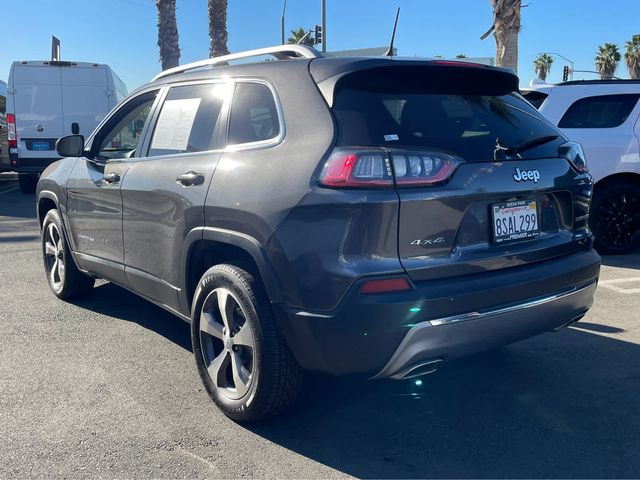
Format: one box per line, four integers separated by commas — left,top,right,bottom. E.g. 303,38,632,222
276,247,600,377
372,280,596,379
12,155,58,174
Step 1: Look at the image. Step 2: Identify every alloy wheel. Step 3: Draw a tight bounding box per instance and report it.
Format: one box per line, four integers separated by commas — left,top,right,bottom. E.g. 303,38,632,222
44,222,65,289
199,287,256,400
595,190,640,250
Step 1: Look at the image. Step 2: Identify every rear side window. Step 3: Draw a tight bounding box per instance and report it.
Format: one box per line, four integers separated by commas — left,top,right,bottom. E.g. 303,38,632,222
228,83,280,145
558,94,640,129
148,83,228,157
520,90,548,109
333,69,562,161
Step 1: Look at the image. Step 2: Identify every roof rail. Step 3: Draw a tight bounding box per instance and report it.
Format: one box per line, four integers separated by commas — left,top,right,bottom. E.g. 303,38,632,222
152,45,322,81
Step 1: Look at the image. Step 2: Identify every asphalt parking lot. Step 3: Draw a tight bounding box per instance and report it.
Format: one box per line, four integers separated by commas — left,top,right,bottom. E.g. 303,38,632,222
1,171,639,479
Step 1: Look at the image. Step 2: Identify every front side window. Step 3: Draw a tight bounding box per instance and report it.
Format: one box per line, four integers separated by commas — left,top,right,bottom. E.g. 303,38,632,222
148,82,229,157
95,91,157,160
227,82,280,145
558,94,640,129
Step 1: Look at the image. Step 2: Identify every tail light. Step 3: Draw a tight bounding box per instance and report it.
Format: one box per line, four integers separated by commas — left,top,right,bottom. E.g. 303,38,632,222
390,152,460,186
559,141,588,173
318,150,393,188
7,113,16,149
318,148,460,188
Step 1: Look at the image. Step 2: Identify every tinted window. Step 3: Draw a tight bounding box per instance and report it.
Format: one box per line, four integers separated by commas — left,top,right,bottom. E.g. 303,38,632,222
333,85,562,161
96,91,157,160
558,94,640,129
148,83,228,157
520,90,549,109
228,83,280,145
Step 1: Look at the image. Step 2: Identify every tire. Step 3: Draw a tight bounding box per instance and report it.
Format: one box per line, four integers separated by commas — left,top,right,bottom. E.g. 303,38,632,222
191,264,303,422
590,181,640,255
18,174,37,194
42,209,95,299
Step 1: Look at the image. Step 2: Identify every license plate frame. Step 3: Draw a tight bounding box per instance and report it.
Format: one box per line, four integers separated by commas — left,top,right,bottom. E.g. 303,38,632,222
491,200,540,244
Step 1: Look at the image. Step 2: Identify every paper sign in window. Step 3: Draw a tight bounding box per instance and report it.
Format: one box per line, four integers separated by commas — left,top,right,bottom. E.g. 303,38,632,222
151,98,201,151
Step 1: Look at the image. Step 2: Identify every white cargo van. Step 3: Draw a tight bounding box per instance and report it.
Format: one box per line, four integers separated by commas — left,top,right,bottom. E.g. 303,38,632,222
6,60,127,192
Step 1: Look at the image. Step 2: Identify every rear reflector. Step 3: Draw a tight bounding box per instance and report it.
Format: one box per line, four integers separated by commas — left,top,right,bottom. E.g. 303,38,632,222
360,277,411,294
6,113,16,149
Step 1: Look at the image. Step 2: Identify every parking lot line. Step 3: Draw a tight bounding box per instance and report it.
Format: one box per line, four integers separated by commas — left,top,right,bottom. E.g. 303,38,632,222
598,277,640,294
0,185,18,195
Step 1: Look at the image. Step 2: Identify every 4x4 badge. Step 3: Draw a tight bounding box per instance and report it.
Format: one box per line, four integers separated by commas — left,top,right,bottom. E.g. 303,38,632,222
513,167,540,183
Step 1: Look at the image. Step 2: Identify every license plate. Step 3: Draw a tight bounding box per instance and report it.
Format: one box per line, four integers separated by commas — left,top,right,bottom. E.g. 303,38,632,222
32,141,50,151
491,200,540,243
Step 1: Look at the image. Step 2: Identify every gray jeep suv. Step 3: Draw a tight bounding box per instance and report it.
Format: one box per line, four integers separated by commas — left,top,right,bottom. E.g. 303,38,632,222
37,46,600,421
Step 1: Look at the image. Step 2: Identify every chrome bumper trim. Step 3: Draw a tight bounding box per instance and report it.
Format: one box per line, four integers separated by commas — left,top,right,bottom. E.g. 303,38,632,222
429,281,596,327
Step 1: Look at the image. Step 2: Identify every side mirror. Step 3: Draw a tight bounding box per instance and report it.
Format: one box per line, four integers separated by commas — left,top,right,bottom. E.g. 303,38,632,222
71,122,80,135
56,135,85,157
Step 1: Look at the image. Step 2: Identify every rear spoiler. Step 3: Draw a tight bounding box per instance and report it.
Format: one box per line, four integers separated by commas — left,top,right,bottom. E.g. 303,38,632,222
311,58,519,106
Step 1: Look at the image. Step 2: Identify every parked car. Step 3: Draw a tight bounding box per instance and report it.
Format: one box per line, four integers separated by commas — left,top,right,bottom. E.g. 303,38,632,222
521,80,640,254
6,60,127,192
37,46,600,421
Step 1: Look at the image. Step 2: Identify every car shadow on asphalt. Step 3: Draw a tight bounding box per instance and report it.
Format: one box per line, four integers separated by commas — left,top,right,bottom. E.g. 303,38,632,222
600,253,640,270
0,191,36,219
247,327,640,479
69,281,640,478
73,282,192,352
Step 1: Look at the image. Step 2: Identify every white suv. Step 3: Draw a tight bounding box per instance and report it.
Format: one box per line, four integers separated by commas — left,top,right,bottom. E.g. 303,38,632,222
523,80,640,254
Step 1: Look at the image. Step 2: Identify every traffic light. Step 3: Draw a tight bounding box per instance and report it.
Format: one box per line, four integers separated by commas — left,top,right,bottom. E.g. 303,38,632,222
563,65,570,82
315,25,323,45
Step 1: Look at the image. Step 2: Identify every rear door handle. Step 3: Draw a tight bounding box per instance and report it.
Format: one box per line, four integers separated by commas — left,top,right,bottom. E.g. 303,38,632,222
176,171,205,186
103,172,120,184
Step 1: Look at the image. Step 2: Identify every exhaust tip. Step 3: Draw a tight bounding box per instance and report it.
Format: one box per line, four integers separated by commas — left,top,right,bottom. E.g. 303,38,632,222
397,358,443,380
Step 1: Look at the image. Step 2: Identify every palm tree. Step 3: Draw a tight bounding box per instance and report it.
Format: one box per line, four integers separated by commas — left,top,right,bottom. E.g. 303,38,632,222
208,0,229,58
595,43,621,79
287,27,308,45
625,36,640,80
488,0,522,74
155,0,181,71
533,53,554,81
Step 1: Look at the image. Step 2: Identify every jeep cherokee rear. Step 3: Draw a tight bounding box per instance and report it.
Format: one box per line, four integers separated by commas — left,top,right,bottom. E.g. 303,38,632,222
37,46,600,421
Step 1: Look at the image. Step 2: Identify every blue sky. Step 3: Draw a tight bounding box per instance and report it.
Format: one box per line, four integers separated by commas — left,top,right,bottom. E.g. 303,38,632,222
1,0,638,92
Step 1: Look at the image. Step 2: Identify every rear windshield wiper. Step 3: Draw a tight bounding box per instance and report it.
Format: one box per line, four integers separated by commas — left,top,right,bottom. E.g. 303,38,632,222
496,134,559,156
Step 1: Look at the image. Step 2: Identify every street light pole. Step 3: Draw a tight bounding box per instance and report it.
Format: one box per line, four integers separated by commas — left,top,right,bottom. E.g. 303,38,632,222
539,51,575,81
321,0,326,53
281,0,287,45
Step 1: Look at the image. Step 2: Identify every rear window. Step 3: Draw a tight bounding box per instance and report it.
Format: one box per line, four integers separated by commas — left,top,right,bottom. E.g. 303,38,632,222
332,68,563,161
558,94,640,129
228,82,280,145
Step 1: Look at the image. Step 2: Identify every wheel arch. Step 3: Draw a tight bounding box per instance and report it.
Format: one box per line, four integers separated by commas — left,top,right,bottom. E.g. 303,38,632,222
180,227,284,315
594,172,640,191
37,191,60,229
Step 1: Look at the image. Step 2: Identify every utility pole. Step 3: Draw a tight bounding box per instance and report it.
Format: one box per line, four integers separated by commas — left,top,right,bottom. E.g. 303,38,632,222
281,0,287,45
321,0,326,53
